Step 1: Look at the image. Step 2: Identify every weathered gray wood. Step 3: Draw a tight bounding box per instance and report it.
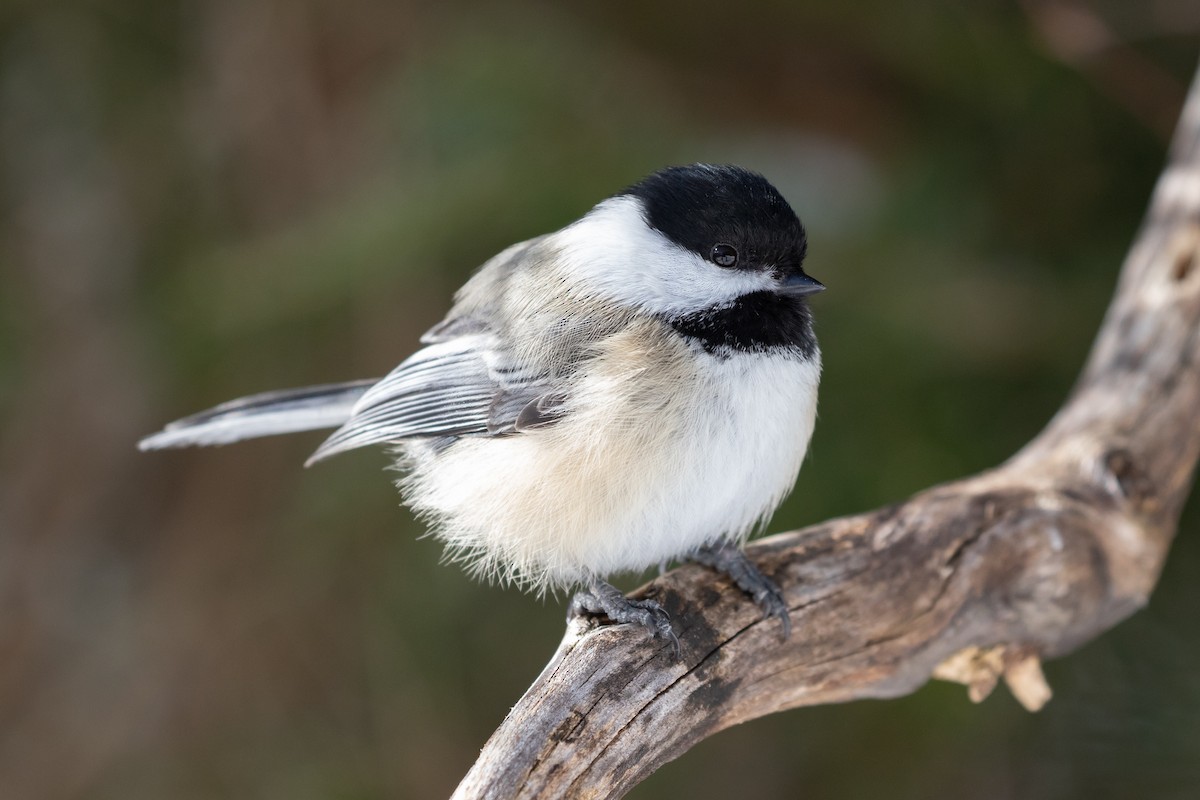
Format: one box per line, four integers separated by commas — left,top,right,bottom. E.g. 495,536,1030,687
452,64,1200,800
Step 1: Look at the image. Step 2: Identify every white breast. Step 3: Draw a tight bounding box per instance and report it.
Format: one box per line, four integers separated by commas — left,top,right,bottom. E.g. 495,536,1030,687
399,323,820,593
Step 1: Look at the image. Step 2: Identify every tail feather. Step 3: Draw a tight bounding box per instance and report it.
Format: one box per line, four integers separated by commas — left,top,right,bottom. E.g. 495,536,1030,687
138,379,377,452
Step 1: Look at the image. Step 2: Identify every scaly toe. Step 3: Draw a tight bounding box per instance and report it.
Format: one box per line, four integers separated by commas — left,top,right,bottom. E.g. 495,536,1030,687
755,586,792,640
570,582,681,659
629,598,681,658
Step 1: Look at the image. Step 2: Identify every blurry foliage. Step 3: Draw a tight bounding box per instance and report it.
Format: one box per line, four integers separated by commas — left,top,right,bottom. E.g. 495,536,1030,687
1,1,1198,798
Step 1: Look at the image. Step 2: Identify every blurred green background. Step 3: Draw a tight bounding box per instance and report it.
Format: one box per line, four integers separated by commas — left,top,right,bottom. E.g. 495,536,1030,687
2,1,1199,798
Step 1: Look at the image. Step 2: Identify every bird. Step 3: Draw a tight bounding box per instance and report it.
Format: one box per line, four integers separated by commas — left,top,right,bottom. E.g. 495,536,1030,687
140,163,825,656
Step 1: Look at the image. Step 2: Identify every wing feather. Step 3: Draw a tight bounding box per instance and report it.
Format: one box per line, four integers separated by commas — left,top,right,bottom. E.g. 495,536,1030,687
139,380,376,450
305,334,558,465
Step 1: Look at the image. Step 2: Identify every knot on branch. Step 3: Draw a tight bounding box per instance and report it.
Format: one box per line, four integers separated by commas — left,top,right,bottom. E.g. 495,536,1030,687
1102,447,1158,513
933,644,1053,711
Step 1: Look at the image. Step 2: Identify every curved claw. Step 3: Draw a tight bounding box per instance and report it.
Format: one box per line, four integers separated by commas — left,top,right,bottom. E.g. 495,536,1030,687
625,597,681,659
568,581,681,659
749,580,792,640
692,542,792,641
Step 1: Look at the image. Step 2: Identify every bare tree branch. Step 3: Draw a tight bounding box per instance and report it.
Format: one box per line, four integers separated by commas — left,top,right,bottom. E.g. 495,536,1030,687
452,64,1200,800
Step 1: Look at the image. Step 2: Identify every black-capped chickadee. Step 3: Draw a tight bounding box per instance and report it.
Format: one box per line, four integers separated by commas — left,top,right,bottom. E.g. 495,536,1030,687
140,164,824,655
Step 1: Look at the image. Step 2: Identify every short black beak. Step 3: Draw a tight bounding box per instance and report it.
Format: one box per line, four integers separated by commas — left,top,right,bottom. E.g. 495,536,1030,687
776,271,825,297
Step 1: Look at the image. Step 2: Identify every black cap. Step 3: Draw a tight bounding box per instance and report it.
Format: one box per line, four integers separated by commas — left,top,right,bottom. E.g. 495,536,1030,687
620,164,809,280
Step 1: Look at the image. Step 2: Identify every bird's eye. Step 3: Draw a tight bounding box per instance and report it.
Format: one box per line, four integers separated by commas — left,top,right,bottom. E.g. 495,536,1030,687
711,243,739,268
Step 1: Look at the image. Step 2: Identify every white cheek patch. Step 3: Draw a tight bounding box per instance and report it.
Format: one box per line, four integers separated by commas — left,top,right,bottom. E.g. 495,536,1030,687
553,196,776,317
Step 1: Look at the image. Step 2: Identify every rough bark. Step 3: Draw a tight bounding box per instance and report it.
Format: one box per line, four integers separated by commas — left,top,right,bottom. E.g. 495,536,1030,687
452,65,1200,800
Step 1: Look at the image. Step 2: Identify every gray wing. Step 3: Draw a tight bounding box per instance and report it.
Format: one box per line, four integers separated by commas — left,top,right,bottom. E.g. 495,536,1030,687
306,236,579,465
305,333,562,465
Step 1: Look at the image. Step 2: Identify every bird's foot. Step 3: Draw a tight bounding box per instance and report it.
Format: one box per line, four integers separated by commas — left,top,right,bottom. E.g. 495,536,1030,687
568,580,681,659
692,542,792,639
